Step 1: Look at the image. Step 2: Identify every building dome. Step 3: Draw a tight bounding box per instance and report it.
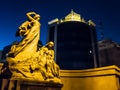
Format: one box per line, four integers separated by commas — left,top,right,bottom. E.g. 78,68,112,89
64,10,82,22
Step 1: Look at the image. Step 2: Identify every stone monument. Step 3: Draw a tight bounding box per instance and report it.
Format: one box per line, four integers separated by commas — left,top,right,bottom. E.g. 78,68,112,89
0,12,63,90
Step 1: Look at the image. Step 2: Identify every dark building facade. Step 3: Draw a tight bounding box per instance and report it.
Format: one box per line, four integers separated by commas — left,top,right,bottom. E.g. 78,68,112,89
47,10,99,70
98,39,120,67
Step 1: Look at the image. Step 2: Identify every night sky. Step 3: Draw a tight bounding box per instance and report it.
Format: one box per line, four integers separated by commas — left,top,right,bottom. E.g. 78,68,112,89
0,0,120,50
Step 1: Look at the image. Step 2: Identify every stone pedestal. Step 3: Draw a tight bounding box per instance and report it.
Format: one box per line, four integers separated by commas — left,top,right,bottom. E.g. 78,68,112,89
0,79,63,90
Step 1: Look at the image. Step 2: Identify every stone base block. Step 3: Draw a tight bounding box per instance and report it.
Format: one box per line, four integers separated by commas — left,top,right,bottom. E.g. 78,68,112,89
0,79,63,90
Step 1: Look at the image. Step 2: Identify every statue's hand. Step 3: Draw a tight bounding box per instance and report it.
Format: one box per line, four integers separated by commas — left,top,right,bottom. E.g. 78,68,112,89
27,12,36,15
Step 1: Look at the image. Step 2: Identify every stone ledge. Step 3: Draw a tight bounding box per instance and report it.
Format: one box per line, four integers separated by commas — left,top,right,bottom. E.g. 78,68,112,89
60,65,120,77
60,65,120,90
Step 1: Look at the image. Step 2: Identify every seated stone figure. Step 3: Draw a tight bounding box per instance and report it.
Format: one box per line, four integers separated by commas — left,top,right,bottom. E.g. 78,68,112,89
39,42,61,82
5,12,61,83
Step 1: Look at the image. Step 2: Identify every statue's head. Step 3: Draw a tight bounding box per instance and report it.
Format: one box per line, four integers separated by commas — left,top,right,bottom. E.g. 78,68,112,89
34,14,40,21
48,41,54,48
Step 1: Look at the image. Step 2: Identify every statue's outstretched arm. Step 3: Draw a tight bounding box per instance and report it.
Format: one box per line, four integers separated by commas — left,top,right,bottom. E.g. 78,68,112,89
26,12,36,21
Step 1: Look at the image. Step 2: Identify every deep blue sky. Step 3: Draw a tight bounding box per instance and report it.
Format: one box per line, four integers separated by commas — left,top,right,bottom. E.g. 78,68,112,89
0,0,120,50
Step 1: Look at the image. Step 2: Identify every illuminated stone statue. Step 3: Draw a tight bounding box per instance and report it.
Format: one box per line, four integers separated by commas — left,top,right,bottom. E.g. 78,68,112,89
8,12,40,58
6,12,61,83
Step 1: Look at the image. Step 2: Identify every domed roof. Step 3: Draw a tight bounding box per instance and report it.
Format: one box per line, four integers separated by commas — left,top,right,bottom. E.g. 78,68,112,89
64,10,82,22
